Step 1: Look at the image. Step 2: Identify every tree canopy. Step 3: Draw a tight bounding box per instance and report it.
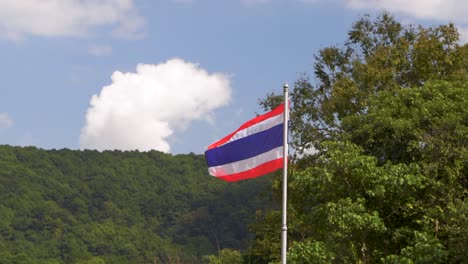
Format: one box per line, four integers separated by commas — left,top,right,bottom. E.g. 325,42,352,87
0,146,274,263
261,12,467,157
255,12,467,263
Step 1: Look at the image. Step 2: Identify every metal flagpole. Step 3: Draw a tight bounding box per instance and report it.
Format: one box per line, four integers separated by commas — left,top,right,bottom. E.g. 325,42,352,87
281,83,289,264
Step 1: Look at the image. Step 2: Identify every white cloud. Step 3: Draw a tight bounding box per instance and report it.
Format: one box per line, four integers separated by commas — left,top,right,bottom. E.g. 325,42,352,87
0,112,13,129
345,0,468,23
298,0,468,23
0,0,145,40
89,44,113,56
80,58,232,152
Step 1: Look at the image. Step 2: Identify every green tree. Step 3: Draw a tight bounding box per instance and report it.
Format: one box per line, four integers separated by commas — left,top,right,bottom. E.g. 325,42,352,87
261,12,467,157
254,12,467,263
254,80,466,263
202,249,243,264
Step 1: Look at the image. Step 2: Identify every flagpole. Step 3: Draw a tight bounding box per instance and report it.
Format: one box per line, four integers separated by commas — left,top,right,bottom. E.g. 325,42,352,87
281,82,289,264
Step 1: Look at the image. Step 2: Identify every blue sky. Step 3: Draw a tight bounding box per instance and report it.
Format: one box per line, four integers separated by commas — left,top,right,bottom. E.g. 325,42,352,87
1,0,467,154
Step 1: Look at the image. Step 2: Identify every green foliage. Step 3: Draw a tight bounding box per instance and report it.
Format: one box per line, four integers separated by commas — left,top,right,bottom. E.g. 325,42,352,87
288,240,335,264
0,146,273,263
202,249,243,264
262,80,466,263
254,12,467,263
382,231,448,264
260,12,467,157
279,141,432,262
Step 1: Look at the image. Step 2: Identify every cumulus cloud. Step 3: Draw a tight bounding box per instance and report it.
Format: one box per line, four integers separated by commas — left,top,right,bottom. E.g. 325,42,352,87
0,113,13,129
0,0,145,40
80,59,231,152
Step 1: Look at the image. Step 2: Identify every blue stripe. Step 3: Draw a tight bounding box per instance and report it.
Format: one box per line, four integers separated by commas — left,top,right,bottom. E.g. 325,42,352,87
205,124,283,167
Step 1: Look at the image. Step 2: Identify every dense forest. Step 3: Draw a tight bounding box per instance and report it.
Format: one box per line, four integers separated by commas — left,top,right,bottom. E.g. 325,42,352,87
0,146,274,263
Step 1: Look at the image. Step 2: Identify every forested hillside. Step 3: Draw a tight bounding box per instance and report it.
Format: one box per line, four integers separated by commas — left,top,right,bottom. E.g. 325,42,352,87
0,146,273,263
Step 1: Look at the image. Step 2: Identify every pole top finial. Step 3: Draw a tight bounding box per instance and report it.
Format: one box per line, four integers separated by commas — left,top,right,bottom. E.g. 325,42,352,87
283,82,289,92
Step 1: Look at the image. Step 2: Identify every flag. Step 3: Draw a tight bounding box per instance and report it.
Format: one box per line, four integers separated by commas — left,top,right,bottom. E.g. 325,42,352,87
205,103,285,182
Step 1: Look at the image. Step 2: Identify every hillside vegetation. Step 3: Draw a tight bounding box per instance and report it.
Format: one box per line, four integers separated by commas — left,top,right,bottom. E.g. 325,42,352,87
0,146,273,263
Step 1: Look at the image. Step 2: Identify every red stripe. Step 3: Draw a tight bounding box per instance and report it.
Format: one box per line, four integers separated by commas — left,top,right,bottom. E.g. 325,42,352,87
207,103,284,150
215,158,283,182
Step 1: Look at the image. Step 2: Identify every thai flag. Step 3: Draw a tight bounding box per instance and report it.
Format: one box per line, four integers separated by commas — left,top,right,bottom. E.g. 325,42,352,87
205,103,285,182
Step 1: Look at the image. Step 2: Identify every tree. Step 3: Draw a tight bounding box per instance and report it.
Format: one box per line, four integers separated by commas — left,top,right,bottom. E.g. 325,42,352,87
261,12,467,157
254,12,467,263
342,80,467,262
202,249,243,264
258,80,467,263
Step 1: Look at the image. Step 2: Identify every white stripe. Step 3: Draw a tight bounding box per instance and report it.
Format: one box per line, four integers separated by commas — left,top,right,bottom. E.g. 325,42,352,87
219,113,283,148
208,146,283,177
